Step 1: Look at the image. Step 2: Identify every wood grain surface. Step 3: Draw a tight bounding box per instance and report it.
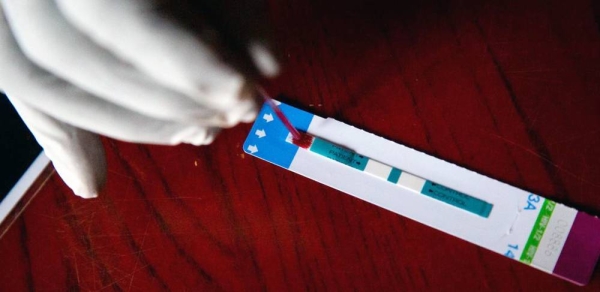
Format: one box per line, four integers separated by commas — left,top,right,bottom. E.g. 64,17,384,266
1,0,600,290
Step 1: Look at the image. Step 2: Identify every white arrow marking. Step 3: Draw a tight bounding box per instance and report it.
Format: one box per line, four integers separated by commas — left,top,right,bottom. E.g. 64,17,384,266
255,129,266,138
247,145,258,154
263,113,274,123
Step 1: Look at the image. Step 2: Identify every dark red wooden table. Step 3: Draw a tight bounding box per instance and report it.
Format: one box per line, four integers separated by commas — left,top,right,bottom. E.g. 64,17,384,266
2,0,600,290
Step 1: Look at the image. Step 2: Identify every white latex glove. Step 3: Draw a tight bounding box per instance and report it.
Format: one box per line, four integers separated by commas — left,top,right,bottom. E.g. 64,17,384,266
0,0,279,198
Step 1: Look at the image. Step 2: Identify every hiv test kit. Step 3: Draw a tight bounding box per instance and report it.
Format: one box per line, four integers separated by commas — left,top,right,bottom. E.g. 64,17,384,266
243,101,600,285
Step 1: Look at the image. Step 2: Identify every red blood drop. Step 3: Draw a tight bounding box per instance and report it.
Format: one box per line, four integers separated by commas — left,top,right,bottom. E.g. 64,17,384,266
292,133,314,149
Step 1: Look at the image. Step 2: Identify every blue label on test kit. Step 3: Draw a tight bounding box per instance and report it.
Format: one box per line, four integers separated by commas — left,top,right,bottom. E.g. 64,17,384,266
243,102,314,168
309,137,368,171
420,181,493,217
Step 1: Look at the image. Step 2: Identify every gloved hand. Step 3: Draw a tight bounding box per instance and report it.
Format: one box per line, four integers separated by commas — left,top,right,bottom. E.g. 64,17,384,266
0,0,279,198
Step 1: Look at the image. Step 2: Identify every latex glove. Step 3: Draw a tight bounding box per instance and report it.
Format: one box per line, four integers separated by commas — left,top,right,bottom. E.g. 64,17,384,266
0,0,279,198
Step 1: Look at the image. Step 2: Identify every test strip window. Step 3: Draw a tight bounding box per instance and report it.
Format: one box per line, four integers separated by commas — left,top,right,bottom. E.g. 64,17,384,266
290,134,493,218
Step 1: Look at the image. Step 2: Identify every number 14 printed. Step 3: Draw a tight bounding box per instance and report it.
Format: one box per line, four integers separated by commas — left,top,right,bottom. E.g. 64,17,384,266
505,244,519,259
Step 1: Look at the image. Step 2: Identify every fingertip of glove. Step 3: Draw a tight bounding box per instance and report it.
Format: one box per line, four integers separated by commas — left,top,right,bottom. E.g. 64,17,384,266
240,107,258,123
74,190,99,199
248,42,280,78
180,127,219,146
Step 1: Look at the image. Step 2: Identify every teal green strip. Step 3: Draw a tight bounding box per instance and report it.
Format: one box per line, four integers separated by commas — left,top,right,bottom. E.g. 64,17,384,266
420,181,493,218
479,203,493,218
387,168,402,183
309,137,368,171
520,199,556,264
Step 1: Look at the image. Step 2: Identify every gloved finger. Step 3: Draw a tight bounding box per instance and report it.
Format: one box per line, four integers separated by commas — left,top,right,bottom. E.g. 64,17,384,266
7,97,106,199
0,4,228,143
55,0,278,110
0,0,239,126
0,50,219,145
5,78,219,146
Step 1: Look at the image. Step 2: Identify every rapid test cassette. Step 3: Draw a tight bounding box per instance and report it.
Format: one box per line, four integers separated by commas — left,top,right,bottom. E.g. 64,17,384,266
243,101,600,285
